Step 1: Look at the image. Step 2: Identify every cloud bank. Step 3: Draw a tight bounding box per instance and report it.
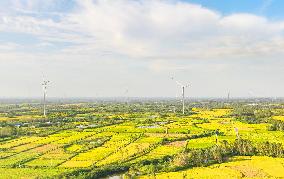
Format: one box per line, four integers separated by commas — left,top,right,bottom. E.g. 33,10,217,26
0,0,284,97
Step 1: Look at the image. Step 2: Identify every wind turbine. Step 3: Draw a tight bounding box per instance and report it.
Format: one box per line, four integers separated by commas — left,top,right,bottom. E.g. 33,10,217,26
171,77,190,115
227,91,230,102
42,78,50,117
124,88,129,104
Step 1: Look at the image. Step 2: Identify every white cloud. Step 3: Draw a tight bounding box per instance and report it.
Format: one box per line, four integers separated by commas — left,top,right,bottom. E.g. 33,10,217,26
0,42,20,51
1,0,284,61
66,0,284,61
1,0,284,97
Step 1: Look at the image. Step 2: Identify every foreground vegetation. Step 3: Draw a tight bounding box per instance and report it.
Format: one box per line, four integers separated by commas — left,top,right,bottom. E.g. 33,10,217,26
1,98,284,178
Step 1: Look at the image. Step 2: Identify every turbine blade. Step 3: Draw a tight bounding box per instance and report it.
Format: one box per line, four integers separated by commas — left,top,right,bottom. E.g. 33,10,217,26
175,81,183,87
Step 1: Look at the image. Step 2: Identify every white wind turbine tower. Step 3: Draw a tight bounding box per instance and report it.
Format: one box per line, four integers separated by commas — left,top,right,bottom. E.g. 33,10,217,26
42,79,50,117
227,91,230,101
171,77,190,115
124,88,129,104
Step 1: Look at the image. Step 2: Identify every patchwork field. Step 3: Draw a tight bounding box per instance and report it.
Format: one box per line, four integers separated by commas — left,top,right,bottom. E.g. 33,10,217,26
1,101,284,178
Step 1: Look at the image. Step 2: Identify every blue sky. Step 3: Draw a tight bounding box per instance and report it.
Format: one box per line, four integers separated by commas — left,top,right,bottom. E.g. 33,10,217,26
0,0,284,98
185,0,284,18
2,0,283,18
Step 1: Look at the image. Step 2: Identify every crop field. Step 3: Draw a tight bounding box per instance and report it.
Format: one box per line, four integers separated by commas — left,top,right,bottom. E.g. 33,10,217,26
139,156,284,179
1,100,284,178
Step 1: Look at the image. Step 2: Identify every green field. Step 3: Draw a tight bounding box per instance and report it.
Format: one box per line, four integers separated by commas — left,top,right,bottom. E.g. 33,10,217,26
1,101,284,178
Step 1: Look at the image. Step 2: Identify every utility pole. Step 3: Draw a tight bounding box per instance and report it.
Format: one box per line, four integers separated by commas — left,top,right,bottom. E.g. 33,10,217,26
182,86,185,114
